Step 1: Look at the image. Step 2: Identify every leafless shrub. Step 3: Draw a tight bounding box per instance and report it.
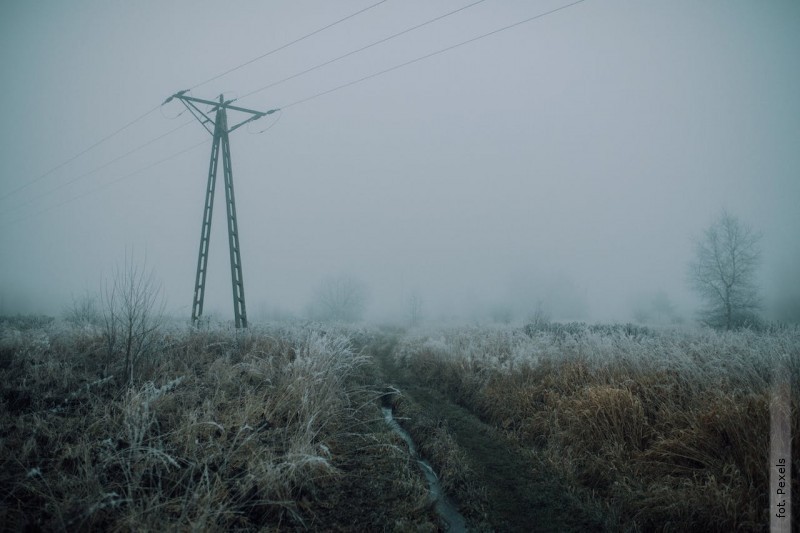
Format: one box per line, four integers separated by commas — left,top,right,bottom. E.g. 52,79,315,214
100,255,165,384
64,292,102,328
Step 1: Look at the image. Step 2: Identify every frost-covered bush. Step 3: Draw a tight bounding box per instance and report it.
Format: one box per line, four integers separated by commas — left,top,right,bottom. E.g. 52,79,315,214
1,321,424,531
394,322,800,531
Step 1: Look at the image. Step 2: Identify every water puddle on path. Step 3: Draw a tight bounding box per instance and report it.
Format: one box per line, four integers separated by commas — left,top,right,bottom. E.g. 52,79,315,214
382,406,468,532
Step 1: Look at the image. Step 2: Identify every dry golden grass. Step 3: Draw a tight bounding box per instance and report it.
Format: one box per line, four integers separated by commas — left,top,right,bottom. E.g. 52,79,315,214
0,319,433,531
396,324,800,531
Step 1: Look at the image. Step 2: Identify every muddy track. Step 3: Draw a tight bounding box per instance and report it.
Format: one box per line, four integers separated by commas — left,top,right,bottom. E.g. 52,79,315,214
371,335,605,532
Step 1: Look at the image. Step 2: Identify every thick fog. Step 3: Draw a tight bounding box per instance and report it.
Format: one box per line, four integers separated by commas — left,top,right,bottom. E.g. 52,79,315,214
1,0,798,324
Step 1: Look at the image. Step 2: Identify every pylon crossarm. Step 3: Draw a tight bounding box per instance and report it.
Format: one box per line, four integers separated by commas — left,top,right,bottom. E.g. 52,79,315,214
228,109,278,133
174,94,266,115
169,92,276,134
161,89,189,105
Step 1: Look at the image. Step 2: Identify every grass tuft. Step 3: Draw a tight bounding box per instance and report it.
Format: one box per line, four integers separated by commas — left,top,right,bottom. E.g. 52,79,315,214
394,323,800,531
0,318,433,530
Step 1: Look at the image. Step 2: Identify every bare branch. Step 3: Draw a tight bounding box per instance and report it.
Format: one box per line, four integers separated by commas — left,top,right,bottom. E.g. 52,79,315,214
100,254,165,383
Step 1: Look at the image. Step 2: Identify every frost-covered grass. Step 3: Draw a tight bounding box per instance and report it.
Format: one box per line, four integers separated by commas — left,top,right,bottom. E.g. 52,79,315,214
395,322,800,532
0,318,430,530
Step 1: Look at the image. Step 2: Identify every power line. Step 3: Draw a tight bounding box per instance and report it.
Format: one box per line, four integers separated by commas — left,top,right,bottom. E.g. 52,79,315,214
282,0,587,110
238,0,487,101
1,119,193,217
0,105,160,204
5,0,587,226
5,139,210,227
190,0,391,91
1,3,389,207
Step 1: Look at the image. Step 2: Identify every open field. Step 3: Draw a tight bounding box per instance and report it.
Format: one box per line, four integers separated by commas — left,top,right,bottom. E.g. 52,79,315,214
392,322,800,531
1,316,798,531
0,319,435,530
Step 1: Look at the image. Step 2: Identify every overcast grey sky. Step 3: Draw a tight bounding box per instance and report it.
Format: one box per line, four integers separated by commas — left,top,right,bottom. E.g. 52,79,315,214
1,0,798,323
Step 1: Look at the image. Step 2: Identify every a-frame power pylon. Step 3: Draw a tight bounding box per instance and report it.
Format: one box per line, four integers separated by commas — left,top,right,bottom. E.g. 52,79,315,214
164,91,277,328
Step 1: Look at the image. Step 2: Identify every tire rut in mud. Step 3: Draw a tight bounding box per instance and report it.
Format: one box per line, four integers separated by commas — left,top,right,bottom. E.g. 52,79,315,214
372,335,605,532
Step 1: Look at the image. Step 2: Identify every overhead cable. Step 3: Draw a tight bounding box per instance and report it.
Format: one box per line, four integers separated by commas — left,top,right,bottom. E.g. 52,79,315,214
2,2,390,206
238,0,487,101
5,139,209,227
0,105,160,204
190,0,391,91
5,0,587,224
282,0,587,109
1,119,194,217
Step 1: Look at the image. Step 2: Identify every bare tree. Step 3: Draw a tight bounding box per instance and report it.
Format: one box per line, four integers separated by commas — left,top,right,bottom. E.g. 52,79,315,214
101,255,165,383
307,274,368,322
632,291,678,324
689,210,761,329
64,292,101,328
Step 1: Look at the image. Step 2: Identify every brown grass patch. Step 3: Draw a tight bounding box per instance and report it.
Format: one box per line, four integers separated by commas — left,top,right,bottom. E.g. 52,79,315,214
395,325,800,531
0,320,434,530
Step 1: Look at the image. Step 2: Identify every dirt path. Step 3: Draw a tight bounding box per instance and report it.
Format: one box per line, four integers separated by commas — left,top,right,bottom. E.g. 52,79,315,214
371,335,605,532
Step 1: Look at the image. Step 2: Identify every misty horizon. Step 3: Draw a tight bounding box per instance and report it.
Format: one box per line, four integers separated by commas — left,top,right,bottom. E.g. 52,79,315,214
1,0,798,326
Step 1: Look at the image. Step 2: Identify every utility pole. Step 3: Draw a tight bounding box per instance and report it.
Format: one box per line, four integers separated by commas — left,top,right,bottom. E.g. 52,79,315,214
164,91,277,328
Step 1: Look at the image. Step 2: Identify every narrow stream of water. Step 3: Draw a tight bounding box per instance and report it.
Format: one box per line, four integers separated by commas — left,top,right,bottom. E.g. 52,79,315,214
381,406,468,532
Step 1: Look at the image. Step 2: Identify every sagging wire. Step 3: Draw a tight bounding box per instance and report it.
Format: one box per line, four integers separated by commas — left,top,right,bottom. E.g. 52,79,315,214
246,109,283,135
